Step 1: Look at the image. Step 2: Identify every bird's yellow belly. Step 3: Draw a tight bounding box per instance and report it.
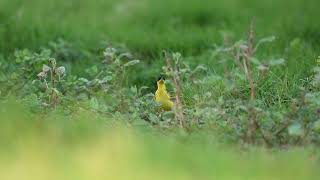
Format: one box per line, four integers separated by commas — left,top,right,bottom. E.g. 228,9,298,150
155,92,174,111
159,100,173,111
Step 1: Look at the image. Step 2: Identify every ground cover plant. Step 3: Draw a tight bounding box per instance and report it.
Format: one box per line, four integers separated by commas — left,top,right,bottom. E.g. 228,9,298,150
0,0,320,179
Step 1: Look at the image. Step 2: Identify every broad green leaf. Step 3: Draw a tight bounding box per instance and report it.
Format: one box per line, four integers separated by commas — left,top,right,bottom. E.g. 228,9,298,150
251,57,261,65
42,64,51,73
268,59,285,66
288,123,303,136
313,120,320,132
89,97,99,110
257,36,276,44
130,86,137,94
123,60,140,67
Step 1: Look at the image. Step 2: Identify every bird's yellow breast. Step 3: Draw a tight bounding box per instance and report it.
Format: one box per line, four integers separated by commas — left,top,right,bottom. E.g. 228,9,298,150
155,84,174,111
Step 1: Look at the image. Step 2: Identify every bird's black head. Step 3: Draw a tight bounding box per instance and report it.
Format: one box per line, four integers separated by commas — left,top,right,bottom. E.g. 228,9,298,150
157,76,165,81
157,76,166,85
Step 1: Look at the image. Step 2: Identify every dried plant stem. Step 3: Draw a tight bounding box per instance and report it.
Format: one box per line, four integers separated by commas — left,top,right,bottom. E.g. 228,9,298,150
241,18,271,145
245,18,256,102
163,51,186,128
50,64,57,109
244,19,257,144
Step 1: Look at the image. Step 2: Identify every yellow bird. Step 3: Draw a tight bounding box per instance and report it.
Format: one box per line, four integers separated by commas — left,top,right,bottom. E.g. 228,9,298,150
155,77,174,111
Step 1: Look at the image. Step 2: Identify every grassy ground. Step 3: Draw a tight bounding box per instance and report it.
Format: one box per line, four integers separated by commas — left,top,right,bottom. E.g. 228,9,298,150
1,0,320,179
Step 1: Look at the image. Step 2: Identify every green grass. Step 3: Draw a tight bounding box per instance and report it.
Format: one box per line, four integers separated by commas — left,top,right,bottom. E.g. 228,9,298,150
1,0,319,54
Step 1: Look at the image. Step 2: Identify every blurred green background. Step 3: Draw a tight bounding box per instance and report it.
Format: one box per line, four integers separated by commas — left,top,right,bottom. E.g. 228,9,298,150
1,0,319,55
1,0,319,87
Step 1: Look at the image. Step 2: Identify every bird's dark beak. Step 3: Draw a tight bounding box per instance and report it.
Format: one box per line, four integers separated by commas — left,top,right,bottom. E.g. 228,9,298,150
157,76,165,84
157,76,165,83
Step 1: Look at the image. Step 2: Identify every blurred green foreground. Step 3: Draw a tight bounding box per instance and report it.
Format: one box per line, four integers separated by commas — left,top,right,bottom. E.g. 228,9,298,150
0,101,319,180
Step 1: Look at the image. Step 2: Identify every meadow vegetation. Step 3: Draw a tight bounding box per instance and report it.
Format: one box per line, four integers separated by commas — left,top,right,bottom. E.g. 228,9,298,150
0,0,320,179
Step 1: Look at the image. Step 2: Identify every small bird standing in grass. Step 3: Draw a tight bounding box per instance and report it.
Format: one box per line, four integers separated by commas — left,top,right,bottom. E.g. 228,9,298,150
155,77,174,111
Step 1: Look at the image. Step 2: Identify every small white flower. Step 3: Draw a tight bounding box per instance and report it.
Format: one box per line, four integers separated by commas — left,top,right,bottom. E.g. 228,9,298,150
56,66,66,76
37,71,47,80
103,47,117,57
